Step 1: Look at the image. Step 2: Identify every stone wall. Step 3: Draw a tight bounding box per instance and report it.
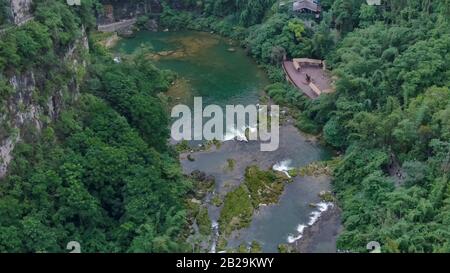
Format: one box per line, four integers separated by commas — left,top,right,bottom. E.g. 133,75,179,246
97,18,136,32
97,0,162,24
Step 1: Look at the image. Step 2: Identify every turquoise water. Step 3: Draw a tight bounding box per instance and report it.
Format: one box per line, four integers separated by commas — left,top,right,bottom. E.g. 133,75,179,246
116,31,268,106
116,31,339,253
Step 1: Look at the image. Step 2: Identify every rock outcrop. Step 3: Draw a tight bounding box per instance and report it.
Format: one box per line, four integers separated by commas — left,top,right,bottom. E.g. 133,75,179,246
10,0,33,25
0,25,89,179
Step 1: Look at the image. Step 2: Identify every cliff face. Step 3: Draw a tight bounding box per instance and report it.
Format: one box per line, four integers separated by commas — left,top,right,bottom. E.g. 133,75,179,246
0,24,89,178
9,0,33,25
1,1,159,178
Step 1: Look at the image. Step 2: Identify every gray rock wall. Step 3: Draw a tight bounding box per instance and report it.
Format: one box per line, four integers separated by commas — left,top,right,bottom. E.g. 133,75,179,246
10,0,33,25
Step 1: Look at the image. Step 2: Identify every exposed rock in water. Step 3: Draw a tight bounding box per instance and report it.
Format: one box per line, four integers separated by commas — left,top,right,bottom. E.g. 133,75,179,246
117,27,135,38
190,170,215,184
190,170,215,200
292,205,342,253
145,19,158,31
187,154,195,161
191,170,206,181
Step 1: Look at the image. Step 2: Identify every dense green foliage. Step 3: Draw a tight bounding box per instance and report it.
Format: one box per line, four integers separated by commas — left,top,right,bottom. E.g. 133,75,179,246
162,0,276,26
0,0,99,72
306,1,449,252
160,0,450,252
0,94,190,252
1,0,449,253
0,0,190,253
86,51,174,150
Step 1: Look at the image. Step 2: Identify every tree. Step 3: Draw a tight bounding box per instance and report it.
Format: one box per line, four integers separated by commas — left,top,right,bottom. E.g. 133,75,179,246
288,19,305,41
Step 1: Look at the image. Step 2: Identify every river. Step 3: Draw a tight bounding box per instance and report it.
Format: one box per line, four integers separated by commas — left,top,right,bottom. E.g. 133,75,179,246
116,30,341,253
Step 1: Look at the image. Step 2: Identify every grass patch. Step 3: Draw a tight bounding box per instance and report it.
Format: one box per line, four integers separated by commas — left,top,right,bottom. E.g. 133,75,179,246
226,158,236,171
319,191,335,202
90,31,120,49
278,244,295,253
219,185,254,236
196,206,212,236
288,168,298,178
236,241,263,253
219,166,290,236
244,166,287,207
299,157,341,177
211,194,223,207
175,140,190,153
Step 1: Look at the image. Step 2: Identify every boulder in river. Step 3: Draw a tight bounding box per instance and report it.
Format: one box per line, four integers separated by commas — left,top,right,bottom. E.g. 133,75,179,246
145,19,158,31
191,170,206,181
187,154,195,161
117,28,135,38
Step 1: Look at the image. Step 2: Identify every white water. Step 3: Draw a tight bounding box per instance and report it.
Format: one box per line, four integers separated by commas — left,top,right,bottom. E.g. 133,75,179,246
209,221,219,253
273,160,294,178
287,202,334,244
223,125,257,142
287,224,307,243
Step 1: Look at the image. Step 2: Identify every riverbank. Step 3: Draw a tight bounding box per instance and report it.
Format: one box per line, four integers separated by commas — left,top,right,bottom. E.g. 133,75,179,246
292,203,342,253
180,121,337,252
115,30,341,253
152,9,345,253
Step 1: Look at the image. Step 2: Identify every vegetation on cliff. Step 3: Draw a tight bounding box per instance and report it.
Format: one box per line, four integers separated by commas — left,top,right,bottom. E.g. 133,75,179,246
0,0,190,253
1,0,449,253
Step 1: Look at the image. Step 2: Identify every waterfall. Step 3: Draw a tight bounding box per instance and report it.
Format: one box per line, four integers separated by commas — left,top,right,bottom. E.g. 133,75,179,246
209,221,220,253
273,159,294,178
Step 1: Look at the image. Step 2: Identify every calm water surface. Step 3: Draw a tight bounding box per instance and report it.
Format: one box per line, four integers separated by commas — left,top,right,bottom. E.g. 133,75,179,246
116,31,340,253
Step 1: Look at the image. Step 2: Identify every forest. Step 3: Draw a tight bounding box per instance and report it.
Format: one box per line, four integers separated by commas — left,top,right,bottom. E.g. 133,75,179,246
159,0,450,252
0,0,449,252
0,0,190,252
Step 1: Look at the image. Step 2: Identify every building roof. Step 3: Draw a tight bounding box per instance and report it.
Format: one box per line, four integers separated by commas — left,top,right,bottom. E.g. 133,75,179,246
293,0,320,12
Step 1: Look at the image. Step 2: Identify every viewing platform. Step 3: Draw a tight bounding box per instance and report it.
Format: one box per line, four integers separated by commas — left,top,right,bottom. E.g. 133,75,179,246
282,58,334,99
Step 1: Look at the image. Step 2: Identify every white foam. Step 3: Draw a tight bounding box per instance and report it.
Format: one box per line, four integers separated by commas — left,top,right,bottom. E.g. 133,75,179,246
273,160,294,178
223,125,257,142
209,221,220,253
287,234,302,243
308,211,321,226
287,224,307,243
309,202,333,226
286,202,334,244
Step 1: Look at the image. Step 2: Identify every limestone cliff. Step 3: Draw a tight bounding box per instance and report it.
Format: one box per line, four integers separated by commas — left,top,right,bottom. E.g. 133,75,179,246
0,25,89,178
9,0,33,25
